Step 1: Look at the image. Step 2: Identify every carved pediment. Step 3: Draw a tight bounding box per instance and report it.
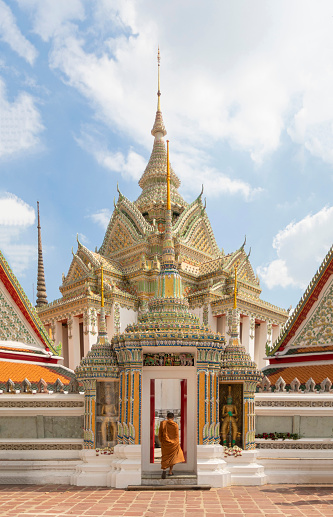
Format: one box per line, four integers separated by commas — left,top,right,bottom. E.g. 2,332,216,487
292,280,333,348
104,219,139,254
100,194,153,258
176,212,220,260
0,283,39,346
224,249,257,285
64,256,89,285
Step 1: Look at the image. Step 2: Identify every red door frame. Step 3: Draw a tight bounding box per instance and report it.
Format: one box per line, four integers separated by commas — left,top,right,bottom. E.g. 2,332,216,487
150,379,155,464
150,378,187,464
181,379,187,462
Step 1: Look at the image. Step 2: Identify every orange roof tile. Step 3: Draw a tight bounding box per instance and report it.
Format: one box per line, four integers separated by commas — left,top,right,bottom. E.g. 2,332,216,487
0,361,72,385
0,345,43,354
266,364,333,385
295,345,333,354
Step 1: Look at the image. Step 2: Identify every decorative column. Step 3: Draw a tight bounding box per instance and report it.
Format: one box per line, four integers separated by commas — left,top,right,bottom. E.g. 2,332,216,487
197,347,222,446
113,346,142,446
243,381,257,450
81,379,97,448
83,308,96,356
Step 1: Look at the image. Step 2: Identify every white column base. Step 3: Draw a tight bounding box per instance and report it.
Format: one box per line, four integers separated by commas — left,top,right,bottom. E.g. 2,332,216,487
225,450,267,486
197,445,231,487
111,444,141,489
71,445,140,488
71,449,113,487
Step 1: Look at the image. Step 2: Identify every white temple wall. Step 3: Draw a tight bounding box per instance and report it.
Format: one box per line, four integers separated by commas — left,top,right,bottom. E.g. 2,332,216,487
254,321,268,370
241,315,250,352
106,306,114,342
119,307,137,333
207,305,217,332
190,307,203,322
68,316,81,370
272,324,280,346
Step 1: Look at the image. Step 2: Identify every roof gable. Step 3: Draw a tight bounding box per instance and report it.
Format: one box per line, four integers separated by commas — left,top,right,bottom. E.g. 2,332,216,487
100,193,153,257
0,250,56,354
175,199,220,258
269,245,333,357
289,279,333,349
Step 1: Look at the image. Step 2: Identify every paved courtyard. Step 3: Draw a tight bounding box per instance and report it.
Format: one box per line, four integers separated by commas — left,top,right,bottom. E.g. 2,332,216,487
1,485,333,517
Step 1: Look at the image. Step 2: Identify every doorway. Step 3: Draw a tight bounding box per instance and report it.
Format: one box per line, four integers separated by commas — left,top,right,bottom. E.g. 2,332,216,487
142,366,196,474
150,378,187,464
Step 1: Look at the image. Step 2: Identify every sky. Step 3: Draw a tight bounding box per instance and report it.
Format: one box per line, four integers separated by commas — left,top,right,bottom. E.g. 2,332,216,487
1,0,333,313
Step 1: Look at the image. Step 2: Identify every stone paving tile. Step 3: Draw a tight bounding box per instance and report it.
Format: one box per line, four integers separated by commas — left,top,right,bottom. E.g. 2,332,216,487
1,485,333,517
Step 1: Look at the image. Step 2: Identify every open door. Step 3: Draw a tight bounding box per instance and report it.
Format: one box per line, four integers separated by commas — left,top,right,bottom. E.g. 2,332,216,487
150,378,187,464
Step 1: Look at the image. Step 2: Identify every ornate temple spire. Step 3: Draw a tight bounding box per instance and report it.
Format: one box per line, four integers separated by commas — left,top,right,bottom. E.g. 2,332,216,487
151,47,167,138
36,201,48,307
135,49,186,216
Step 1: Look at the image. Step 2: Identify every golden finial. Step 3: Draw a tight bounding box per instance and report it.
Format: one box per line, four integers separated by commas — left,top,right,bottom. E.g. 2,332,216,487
233,264,237,309
166,139,171,210
101,264,104,308
157,47,161,111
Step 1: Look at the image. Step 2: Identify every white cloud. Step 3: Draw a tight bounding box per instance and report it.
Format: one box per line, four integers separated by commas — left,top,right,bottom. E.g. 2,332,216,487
0,193,35,225
0,0,37,64
171,148,263,201
258,206,333,290
10,0,333,182
0,78,44,158
76,129,146,181
16,0,85,42
0,193,36,276
90,209,112,230
78,232,89,245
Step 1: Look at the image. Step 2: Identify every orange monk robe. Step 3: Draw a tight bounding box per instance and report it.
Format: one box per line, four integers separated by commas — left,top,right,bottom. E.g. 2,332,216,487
158,419,185,470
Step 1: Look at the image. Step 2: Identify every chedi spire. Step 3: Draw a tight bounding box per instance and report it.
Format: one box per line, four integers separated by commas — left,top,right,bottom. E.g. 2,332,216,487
36,201,48,307
135,48,186,217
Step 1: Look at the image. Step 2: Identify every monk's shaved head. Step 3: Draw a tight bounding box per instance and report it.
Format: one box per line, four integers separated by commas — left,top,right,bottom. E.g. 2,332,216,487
167,412,174,419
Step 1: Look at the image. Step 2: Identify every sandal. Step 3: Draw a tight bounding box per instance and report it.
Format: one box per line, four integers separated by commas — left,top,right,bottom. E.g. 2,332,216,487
168,472,174,476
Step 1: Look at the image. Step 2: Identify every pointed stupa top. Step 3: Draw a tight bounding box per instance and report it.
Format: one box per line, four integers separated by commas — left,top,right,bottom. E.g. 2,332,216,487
75,265,118,381
151,48,167,137
36,201,48,307
135,50,187,215
220,265,262,383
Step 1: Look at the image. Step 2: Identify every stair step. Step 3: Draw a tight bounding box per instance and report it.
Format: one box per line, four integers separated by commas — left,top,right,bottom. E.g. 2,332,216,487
128,484,210,491
141,471,197,486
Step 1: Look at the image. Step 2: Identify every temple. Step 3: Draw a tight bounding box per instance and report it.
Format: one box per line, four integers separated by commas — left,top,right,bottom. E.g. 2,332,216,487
263,244,333,389
2,53,333,489
37,52,287,372
73,129,264,488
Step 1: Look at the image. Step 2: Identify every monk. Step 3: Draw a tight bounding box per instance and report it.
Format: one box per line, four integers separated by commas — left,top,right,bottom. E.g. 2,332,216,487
158,412,185,478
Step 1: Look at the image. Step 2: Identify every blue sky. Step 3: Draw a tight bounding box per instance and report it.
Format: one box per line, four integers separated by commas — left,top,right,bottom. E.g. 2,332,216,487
1,0,333,313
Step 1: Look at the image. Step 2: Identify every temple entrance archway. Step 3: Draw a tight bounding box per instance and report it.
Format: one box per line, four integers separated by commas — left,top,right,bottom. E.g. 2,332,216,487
141,362,196,474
